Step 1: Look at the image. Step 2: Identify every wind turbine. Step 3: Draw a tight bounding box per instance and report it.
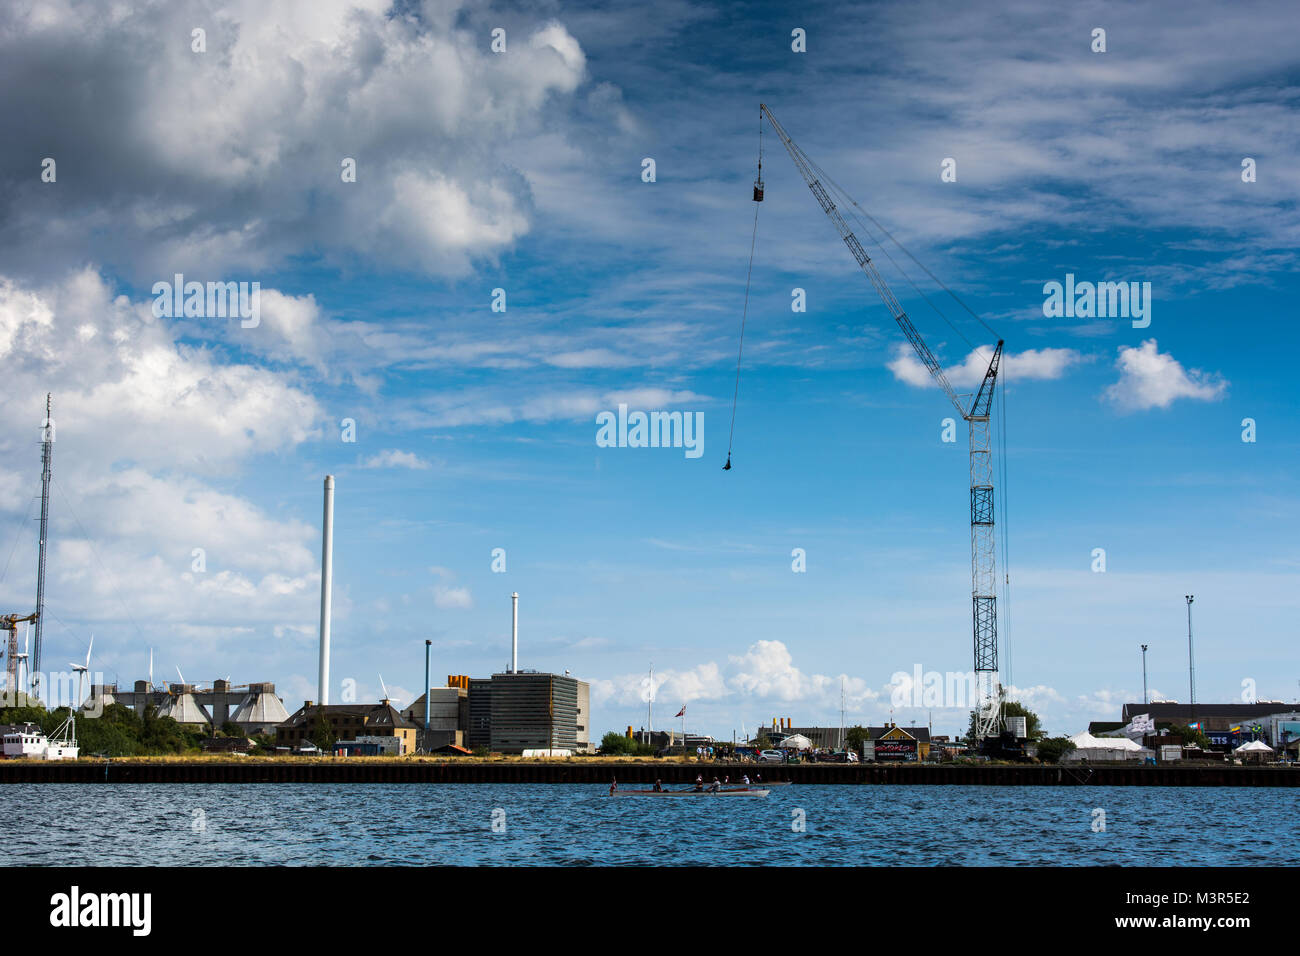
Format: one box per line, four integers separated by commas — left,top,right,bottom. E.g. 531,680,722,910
70,635,93,712
378,674,391,703
51,635,93,753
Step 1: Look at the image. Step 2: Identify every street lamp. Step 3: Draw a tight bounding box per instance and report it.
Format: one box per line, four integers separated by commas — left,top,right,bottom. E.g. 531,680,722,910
1141,644,1149,705
1185,595,1196,725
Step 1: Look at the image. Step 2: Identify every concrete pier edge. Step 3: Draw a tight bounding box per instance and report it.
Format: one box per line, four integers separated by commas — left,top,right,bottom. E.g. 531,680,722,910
0,761,1295,785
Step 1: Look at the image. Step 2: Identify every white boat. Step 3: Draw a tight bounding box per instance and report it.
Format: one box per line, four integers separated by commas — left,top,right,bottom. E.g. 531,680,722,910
1,726,77,760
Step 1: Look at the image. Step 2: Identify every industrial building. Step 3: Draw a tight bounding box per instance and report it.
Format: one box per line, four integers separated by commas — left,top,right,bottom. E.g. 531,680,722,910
466,677,492,749
628,728,677,750
399,672,592,755
1093,702,1300,755
87,680,289,734
304,485,591,756
1119,701,1293,727
487,671,588,754
401,677,470,751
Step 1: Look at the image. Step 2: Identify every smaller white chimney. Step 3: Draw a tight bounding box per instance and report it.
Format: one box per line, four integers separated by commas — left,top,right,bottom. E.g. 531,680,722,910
318,475,335,705
511,592,519,673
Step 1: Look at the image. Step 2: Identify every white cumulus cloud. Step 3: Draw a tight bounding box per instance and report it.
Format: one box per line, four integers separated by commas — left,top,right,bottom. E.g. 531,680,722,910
888,344,1082,390
1104,339,1227,411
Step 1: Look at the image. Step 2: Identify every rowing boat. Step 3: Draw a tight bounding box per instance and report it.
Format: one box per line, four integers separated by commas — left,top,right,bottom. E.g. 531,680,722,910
609,788,770,797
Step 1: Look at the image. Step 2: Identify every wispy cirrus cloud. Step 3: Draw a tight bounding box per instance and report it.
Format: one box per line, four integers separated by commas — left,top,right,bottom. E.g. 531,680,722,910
358,449,432,470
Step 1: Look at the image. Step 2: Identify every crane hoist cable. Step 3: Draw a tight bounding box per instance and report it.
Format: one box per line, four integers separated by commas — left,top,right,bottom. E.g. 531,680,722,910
806,152,1000,343
724,111,765,471
816,164,993,362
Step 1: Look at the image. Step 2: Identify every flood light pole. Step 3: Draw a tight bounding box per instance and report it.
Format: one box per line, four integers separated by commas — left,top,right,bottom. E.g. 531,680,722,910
1185,595,1196,723
1141,644,1149,705
424,639,431,732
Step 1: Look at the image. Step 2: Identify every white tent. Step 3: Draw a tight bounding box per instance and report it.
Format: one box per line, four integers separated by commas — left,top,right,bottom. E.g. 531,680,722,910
1063,732,1153,762
1234,740,1273,753
778,734,813,750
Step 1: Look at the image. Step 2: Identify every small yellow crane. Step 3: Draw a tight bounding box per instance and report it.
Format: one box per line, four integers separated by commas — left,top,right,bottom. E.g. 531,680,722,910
2,612,38,699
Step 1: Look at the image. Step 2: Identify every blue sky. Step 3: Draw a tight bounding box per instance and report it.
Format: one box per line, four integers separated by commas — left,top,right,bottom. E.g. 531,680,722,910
0,0,1297,739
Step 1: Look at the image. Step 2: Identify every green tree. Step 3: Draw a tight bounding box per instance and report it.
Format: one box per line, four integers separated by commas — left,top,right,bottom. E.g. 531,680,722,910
220,721,246,738
1034,737,1077,764
0,704,51,731
598,733,644,754
965,700,1044,746
140,703,202,754
845,726,869,750
75,702,146,756
309,709,336,751
1166,724,1211,749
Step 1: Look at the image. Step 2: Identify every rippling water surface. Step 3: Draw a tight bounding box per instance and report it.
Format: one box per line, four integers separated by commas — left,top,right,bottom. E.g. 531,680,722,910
2,784,1293,866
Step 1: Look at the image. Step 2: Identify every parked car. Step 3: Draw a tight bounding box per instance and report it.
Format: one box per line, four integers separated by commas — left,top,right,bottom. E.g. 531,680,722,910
758,749,785,763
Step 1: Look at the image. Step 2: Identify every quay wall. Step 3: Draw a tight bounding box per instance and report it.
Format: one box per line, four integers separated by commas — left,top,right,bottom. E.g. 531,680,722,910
0,761,1296,786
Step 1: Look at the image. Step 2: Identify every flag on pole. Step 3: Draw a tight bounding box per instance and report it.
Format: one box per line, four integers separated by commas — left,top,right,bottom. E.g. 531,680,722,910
675,706,686,718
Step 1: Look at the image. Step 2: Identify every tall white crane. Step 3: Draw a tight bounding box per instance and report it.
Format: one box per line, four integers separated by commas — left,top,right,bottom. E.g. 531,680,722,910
754,104,1006,741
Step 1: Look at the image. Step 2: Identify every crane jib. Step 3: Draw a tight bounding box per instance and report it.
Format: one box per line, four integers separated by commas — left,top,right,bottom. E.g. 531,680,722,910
755,104,1007,743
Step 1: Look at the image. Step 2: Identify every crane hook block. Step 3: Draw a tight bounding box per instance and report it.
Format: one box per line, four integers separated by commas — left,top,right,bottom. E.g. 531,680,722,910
723,455,732,471
752,181,764,203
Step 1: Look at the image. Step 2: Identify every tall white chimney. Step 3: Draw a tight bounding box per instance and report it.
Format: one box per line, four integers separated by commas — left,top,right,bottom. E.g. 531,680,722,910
511,592,519,674
318,475,335,705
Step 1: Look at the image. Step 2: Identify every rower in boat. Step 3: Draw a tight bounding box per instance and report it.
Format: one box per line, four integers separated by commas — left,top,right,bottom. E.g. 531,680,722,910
609,778,617,796
653,779,664,792
742,773,750,786
693,774,704,793
708,777,722,793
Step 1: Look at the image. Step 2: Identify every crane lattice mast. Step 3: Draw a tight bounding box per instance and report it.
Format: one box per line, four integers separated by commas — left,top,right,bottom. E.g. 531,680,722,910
33,393,53,699
757,104,1005,739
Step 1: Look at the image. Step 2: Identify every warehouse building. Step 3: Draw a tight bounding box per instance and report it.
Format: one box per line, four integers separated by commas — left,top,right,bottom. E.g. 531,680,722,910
1119,701,1292,728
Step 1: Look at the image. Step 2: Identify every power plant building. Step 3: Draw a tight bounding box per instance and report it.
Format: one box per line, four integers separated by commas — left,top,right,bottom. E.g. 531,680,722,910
87,680,290,734
401,682,469,751
466,678,493,749
488,672,589,754
404,672,592,754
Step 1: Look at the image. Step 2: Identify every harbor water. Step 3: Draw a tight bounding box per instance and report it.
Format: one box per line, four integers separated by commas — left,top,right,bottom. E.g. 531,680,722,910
2,783,1293,866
